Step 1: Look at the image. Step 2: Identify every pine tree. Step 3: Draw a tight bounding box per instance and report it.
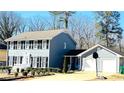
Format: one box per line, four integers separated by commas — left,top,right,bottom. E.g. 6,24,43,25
96,11,123,48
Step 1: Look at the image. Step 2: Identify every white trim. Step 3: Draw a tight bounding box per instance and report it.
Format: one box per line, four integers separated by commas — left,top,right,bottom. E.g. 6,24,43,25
77,44,123,57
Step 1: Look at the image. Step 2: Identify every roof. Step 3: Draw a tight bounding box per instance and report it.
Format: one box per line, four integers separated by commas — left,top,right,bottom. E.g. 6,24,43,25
77,44,124,57
5,29,69,41
64,49,86,56
103,45,124,56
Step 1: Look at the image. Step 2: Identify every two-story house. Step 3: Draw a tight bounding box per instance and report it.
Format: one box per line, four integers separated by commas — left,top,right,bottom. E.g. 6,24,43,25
5,29,76,70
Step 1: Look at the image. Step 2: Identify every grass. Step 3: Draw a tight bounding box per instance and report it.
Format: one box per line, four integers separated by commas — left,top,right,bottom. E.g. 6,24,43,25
0,50,7,61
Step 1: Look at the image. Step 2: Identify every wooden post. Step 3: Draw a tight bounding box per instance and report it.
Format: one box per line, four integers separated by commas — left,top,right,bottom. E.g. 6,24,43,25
79,57,82,70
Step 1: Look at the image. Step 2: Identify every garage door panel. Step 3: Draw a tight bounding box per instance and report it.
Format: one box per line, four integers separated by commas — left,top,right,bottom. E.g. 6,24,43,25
84,59,96,71
102,59,116,73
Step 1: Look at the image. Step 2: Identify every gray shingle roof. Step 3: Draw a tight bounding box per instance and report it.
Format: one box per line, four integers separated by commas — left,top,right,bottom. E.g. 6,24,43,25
5,29,67,41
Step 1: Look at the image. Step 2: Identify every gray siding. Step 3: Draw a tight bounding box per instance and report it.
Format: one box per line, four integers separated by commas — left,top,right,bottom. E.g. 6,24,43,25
49,33,76,69
83,47,117,59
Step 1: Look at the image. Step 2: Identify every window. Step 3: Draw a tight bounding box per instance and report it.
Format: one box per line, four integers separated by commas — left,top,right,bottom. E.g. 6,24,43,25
18,41,21,49
13,56,17,65
21,41,25,49
42,40,46,49
29,40,33,49
37,57,40,68
20,56,23,64
38,40,42,49
34,41,38,49
13,41,17,49
25,41,29,49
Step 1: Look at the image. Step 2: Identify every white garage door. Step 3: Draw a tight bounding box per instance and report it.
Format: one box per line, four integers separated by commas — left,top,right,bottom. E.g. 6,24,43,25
84,59,96,71
102,59,117,73
84,58,117,73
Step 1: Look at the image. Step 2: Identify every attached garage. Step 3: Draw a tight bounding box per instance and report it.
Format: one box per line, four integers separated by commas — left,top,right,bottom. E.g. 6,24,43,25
77,44,124,74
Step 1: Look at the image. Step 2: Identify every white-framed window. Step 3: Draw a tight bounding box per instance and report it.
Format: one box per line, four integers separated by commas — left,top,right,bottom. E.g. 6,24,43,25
29,40,33,49
25,41,29,49
38,40,42,49
13,56,17,65
20,56,23,64
13,41,17,49
21,41,25,49
34,41,38,49
42,40,46,49
17,41,21,49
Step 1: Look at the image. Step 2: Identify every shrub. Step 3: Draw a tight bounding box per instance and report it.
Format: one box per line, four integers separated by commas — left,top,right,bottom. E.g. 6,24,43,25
0,66,12,72
14,72,18,77
26,67,33,73
31,70,35,76
22,71,28,77
41,69,46,76
21,69,25,73
36,69,41,76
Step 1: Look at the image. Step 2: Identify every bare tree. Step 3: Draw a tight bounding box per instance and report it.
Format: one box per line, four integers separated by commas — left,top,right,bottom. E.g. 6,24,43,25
28,16,46,31
69,16,97,49
0,12,23,44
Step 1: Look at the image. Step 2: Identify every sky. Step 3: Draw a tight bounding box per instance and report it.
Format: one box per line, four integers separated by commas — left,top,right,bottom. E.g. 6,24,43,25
16,11,124,36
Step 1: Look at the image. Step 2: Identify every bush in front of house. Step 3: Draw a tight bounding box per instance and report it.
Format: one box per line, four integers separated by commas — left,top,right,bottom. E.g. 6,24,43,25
31,70,35,77
0,66,12,73
26,67,33,73
14,72,18,77
36,69,41,76
119,66,124,74
22,71,28,77
21,69,25,73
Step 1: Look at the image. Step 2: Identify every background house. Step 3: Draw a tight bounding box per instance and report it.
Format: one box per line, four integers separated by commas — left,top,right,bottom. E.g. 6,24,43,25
0,43,7,66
